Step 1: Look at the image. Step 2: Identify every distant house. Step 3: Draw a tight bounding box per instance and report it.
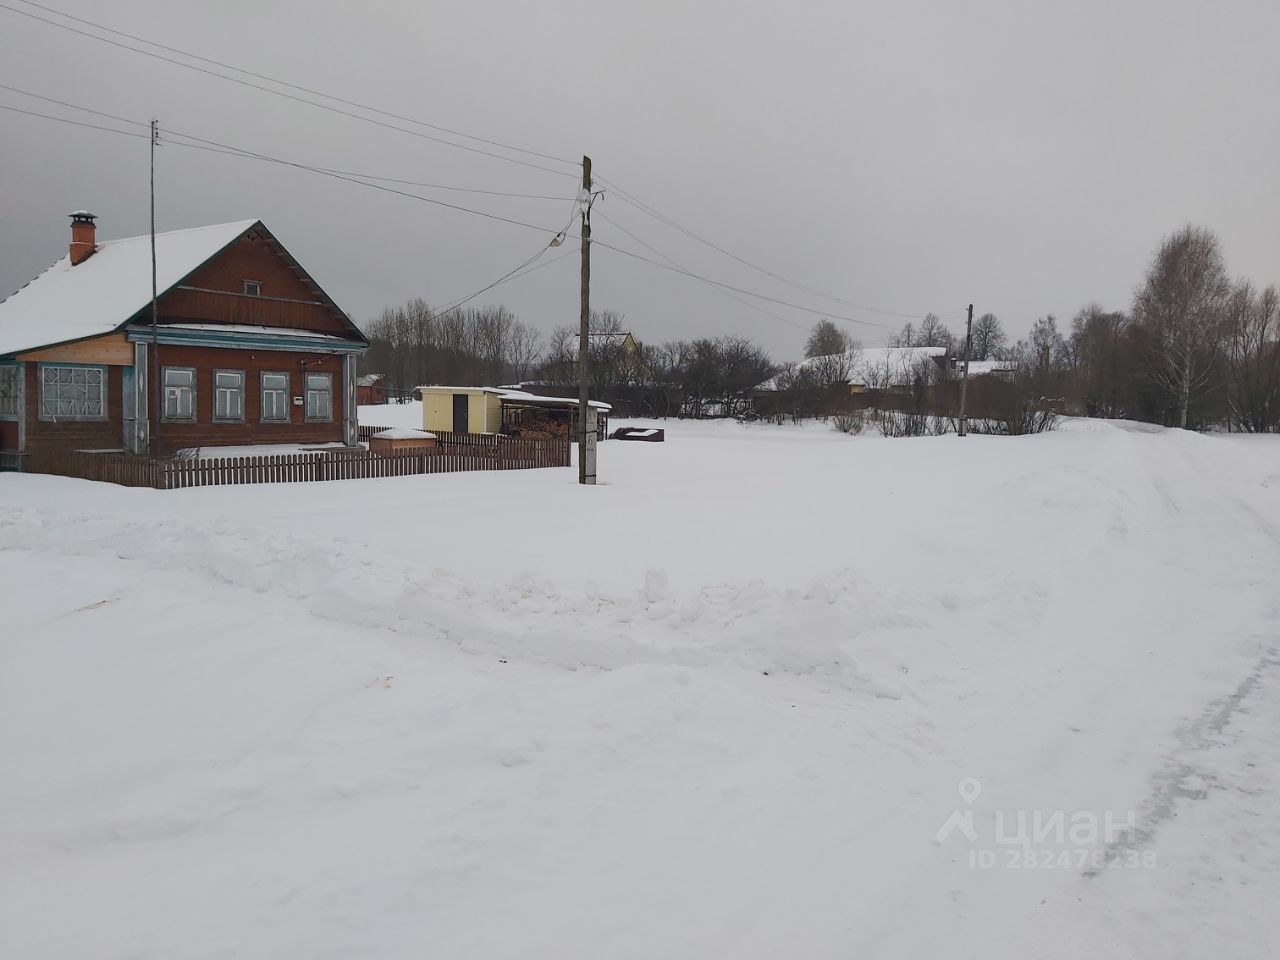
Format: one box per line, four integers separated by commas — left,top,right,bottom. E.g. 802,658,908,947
356,373,387,405
418,385,610,439
848,347,948,391
0,214,367,467
564,331,640,358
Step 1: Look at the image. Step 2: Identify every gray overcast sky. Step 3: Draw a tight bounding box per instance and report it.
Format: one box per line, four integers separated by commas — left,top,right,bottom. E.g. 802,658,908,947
1,0,1277,359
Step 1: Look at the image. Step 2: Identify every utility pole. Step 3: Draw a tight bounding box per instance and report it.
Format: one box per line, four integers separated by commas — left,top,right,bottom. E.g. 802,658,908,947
577,155,596,484
957,302,973,437
149,118,160,453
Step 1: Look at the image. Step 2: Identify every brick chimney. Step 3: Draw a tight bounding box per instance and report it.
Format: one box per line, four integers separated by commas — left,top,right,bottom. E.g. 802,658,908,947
69,211,98,265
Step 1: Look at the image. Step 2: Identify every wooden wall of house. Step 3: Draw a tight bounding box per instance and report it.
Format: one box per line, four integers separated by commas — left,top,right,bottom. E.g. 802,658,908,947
0,419,17,450
156,233,351,335
22,363,125,455
149,345,345,453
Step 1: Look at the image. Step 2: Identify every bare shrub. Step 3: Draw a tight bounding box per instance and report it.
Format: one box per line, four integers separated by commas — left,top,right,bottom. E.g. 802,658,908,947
833,411,865,434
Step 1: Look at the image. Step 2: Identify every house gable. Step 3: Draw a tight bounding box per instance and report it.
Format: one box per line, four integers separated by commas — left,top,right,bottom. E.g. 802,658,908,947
146,224,364,340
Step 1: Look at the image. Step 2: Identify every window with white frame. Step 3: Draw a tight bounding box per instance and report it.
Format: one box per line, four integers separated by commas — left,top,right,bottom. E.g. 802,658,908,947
213,370,245,421
40,365,105,420
162,367,196,421
243,279,262,296
305,372,333,421
0,364,21,418
261,371,289,422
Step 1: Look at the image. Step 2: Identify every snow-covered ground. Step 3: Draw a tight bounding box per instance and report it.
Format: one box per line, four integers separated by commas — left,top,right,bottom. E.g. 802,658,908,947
2,416,1278,958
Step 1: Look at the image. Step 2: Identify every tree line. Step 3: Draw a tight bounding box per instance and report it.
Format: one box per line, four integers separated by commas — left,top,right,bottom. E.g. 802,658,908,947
362,223,1277,432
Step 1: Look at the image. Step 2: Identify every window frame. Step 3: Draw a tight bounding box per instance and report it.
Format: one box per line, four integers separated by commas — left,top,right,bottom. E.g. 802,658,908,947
161,366,197,423
212,368,246,423
304,372,334,422
38,363,107,422
260,370,290,423
242,279,262,297
0,363,22,420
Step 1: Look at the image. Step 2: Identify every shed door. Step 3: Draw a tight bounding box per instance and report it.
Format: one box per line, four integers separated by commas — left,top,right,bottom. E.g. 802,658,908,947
452,393,469,433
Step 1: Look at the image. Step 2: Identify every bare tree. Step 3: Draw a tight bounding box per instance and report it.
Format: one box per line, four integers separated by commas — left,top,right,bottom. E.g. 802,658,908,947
970,313,1008,360
1132,225,1229,428
1221,282,1280,432
1068,304,1133,418
804,319,851,358
917,313,953,350
887,322,916,348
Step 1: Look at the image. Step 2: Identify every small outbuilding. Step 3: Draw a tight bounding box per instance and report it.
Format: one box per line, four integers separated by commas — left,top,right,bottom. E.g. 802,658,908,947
420,386,504,434
418,385,611,439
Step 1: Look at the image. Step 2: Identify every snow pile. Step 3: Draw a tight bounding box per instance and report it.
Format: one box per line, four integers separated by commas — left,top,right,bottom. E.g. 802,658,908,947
2,419,1279,958
372,427,436,440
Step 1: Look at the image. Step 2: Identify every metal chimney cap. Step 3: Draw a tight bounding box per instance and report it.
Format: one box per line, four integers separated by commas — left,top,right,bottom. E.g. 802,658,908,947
69,211,98,222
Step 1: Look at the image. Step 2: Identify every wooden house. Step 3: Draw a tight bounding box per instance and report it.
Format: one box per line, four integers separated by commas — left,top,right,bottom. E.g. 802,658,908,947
0,214,367,467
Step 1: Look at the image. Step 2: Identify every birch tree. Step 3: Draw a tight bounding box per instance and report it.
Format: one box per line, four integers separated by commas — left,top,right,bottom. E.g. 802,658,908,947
1131,225,1229,428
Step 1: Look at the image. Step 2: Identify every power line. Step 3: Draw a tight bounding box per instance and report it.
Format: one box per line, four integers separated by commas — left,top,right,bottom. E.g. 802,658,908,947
432,204,581,314
0,0,577,178
1,99,924,329
594,207,806,331
0,101,150,140
10,0,578,168
0,0,954,325
597,174,953,322
0,82,578,201
434,247,577,315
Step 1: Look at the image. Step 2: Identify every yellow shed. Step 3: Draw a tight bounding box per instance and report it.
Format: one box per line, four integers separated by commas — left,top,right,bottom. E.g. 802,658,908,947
419,386,504,434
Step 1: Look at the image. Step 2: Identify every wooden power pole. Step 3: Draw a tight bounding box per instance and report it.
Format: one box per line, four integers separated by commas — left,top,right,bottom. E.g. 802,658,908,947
957,303,974,437
577,155,596,484
149,118,160,454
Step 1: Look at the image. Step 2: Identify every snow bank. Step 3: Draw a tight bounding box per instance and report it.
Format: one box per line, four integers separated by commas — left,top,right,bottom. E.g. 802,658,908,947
2,419,1279,958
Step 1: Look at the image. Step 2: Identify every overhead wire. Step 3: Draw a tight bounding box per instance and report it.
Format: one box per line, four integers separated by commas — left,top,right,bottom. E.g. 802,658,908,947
597,174,957,321
431,201,581,314
8,0,578,167
0,0,578,178
2,97,923,330
0,0,958,326
593,208,806,331
0,82,577,201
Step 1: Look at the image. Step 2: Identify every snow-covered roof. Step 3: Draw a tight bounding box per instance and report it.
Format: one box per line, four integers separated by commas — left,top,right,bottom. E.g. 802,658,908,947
757,346,948,391
357,373,385,386
0,220,259,358
950,359,1016,377
415,385,611,410
848,347,947,387
497,389,611,411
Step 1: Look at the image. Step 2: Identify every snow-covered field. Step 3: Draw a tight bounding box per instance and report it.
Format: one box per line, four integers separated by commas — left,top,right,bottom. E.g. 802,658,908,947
2,413,1278,958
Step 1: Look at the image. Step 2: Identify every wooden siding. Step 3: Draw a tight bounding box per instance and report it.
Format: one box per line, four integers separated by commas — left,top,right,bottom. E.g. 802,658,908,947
156,233,352,336
148,345,345,453
422,388,502,434
21,362,124,455
17,332,134,365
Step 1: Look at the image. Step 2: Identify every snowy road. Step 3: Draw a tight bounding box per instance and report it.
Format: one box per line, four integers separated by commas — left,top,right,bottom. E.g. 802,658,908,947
2,418,1277,958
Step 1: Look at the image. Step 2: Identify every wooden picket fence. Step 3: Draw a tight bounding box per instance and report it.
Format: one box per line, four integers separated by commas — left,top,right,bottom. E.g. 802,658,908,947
20,430,570,490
